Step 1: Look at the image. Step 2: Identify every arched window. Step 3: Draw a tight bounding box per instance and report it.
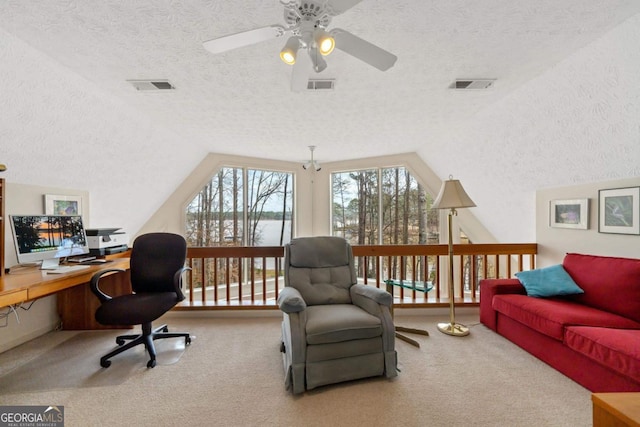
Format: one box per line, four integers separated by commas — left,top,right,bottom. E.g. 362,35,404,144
185,167,293,247
331,166,439,245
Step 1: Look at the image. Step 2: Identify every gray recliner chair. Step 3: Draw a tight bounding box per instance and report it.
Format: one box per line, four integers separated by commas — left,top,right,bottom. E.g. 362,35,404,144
278,236,397,394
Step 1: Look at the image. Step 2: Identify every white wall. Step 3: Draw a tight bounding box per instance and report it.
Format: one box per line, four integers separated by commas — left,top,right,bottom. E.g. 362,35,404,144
1,183,89,353
536,177,640,267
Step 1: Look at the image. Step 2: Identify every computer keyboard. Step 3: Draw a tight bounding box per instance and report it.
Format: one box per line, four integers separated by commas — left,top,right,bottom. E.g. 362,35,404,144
43,265,91,274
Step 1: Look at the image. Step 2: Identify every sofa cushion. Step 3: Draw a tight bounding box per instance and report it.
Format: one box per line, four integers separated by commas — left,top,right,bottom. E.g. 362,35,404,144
565,326,640,384
492,294,640,341
305,304,382,345
563,253,640,322
515,264,584,298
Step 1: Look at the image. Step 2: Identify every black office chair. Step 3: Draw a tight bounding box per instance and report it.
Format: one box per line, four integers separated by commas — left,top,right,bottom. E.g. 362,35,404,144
90,232,191,368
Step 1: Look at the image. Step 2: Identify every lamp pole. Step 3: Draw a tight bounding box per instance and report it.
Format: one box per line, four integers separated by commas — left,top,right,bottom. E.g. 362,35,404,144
432,175,475,337
437,207,469,336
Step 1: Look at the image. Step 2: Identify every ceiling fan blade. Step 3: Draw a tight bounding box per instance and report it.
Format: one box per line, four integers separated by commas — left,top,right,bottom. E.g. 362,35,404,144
331,28,397,71
325,0,365,16
203,25,287,54
291,52,312,92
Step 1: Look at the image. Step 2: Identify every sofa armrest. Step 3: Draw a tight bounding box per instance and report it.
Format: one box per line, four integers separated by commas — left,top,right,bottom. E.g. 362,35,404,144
479,278,525,331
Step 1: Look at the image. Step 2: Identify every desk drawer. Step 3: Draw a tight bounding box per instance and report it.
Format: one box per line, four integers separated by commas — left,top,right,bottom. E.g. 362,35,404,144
0,289,28,307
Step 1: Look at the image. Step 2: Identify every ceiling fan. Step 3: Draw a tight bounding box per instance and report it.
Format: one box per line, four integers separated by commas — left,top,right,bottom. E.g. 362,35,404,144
202,0,397,91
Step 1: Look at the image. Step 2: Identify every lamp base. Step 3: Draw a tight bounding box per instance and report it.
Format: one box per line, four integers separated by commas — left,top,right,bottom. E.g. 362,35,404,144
437,322,470,337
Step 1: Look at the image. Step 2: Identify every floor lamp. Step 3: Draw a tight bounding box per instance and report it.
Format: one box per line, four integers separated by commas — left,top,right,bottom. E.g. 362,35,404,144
432,176,476,337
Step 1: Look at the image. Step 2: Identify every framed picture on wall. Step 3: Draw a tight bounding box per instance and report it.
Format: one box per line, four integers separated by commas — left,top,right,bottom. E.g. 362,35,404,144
549,198,589,229
598,186,640,235
44,194,83,216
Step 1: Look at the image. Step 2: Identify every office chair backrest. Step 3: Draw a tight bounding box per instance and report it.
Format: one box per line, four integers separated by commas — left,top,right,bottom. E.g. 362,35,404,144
285,236,356,306
130,232,187,294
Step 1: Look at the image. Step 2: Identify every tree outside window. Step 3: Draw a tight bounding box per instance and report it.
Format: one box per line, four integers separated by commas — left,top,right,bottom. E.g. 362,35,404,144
332,167,439,245
184,167,293,300
185,167,293,247
332,167,440,281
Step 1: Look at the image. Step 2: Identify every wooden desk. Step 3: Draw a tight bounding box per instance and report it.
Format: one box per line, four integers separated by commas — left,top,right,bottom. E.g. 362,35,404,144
0,258,131,330
593,393,640,427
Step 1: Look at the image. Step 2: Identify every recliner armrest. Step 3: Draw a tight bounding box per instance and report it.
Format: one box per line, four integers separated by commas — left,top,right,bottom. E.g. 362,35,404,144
278,287,307,313
351,284,392,307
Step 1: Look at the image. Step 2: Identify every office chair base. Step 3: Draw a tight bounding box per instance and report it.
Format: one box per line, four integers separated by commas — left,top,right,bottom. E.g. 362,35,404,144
100,323,191,368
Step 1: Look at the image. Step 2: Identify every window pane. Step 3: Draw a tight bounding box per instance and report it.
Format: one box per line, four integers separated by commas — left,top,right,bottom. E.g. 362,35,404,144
332,169,379,245
246,169,293,246
381,167,439,244
332,166,440,282
185,167,293,247
185,167,243,246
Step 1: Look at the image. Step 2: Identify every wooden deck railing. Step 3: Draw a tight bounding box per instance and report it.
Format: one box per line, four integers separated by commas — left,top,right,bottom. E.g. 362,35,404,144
176,243,537,310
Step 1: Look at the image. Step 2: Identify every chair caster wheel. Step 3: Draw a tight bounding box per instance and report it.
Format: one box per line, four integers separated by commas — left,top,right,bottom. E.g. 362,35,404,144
147,359,156,368
186,336,191,346
116,338,125,345
162,326,169,332
101,359,111,368
280,342,286,353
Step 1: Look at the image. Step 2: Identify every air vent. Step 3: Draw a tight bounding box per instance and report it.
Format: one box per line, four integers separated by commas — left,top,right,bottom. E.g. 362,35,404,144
127,80,175,91
307,79,335,91
450,79,495,90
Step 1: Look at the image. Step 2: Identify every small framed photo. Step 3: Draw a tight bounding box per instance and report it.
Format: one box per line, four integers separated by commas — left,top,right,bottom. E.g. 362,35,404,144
549,199,589,229
598,187,640,235
44,194,83,216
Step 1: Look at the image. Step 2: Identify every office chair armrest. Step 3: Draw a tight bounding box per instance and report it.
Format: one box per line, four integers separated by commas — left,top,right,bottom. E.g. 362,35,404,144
90,268,126,303
173,266,192,302
278,287,307,313
351,284,392,307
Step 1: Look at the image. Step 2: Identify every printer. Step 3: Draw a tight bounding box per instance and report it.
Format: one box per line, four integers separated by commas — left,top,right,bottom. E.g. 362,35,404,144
85,228,129,256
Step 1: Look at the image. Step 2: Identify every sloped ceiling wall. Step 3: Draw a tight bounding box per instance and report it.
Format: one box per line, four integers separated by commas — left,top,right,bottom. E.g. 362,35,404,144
419,14,640,242
0,28,206,231
1,14,640,241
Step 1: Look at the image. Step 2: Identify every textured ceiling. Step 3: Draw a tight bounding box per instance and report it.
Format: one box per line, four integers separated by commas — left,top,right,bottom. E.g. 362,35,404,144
2,0,640,162
1,0,640,242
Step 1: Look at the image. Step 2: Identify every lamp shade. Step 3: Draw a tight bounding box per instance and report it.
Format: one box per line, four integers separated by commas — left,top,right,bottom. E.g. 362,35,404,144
432,178,476,210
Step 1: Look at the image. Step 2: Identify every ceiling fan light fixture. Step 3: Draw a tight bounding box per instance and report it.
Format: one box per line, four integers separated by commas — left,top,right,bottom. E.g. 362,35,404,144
309,47,328,72
302,146,321,172
280,36,300,65
314,28,335,56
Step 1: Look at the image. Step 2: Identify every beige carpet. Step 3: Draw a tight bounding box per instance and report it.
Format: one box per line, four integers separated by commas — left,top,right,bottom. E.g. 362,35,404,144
0,313,592,426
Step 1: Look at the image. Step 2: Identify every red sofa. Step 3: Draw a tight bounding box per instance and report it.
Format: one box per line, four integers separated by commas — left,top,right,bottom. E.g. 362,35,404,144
480,253,640,392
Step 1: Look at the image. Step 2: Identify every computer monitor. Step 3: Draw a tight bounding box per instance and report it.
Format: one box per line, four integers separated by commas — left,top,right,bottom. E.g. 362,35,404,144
9,215,90,266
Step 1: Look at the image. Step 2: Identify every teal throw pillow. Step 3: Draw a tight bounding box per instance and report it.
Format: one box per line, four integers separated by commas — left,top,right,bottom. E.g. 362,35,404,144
515,264,584,298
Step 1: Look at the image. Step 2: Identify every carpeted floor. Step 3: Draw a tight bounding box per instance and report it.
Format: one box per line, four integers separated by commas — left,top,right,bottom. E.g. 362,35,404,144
0,313,592,426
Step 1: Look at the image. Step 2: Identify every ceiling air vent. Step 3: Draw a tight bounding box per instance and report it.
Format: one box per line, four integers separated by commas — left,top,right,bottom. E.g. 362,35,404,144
127,79,175,91
450,79,496,90
307,79,335,91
